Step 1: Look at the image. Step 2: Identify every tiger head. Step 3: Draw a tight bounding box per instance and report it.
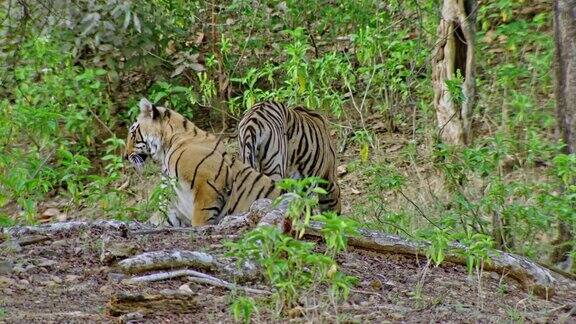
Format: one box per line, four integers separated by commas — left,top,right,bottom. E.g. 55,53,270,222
124,98,170,172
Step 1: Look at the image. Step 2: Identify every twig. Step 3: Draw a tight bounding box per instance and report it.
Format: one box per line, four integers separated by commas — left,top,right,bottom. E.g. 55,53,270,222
123,269,215,284
560,305,576,323
186,276,271,295
130,228,203,235
123,269,271,295
398,190,441,230
87,107,115,138
349,288,382,297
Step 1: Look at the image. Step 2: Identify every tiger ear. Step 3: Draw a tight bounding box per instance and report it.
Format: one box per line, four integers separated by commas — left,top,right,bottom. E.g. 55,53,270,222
139,98,160,120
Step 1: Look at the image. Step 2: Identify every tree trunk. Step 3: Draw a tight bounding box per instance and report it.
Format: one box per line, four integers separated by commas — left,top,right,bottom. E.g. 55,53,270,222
432,0,477,145
550,0,576,270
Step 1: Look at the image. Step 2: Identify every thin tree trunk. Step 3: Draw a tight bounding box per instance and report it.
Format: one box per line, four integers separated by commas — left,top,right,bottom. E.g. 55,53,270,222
432,0,477,145
550,0,576,270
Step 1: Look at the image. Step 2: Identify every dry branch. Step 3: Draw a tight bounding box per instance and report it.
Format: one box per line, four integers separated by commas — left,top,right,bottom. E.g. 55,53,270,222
3,220,152,237
106,290,197,316
123,269,270,295
123,269,218,284
186,276,271,295
306,221,556,299
17,235,52,246
118,250,217,274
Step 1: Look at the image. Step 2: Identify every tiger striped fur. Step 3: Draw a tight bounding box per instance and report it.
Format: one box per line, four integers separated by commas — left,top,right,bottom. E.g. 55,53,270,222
125,98,280,226
238,101,341,213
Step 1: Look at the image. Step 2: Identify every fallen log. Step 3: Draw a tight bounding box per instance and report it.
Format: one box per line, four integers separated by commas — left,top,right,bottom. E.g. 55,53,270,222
306,221,556,299
3,220,152,237
118,250,217,274
106,290,197,316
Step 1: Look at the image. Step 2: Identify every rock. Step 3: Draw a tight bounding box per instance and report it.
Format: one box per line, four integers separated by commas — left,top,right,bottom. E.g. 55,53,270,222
12,265,25,274
0,276,16,286
50,275,63,284
368,279,382,290
286,306,304,318
0,258,14,275
37,259,58,268
19,279,30,285
119,312,144,323
148,212,169,227
24,264,37,272
42,208,60,217
179,283,193,294
0,240,22,253
65,275,81,282
337,164,348,176
51,239,68,248
56,213,68,222
99,284,114,294
43,280,57,287
100,242,138,265
108,272,126,282
351,188,361,195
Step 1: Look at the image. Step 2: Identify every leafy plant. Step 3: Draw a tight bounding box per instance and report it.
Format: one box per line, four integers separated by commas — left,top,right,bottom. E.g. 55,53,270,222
230,295,257,324
227,226,335,310
275,177,328,238
227,177,358,317
313,211,359,257
352,130,373,163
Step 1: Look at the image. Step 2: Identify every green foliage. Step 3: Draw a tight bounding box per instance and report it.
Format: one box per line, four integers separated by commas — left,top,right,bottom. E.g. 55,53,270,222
424,228,451,266
459,233,494,274
228,177,358,317
444,71,465,105
313,212,359,257
275,177,327,238
228,226,334,309
0,35,168,224
0,37,109,214
352,130,374,163
230,295,257,324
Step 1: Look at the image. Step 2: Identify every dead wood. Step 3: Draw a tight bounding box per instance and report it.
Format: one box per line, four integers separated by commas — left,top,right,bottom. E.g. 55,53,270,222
123,268,270,295
306,221,556,299
118,250,217,274
186,276,271,295
17,235,52,246
106,290,197,316
3,220,152,237
123,268,219,284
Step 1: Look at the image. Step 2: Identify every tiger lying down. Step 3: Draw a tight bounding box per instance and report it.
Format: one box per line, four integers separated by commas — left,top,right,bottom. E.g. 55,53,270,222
125,98,280,226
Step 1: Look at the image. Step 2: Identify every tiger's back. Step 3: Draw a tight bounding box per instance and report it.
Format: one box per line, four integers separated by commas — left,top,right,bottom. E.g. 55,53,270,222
238,101,341,213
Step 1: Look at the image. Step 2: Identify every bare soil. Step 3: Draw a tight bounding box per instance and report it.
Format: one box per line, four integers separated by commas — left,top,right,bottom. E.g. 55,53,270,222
1,225,575,323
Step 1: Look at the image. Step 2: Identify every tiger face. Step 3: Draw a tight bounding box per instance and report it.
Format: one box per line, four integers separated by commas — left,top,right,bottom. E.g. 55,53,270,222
124,98,166,172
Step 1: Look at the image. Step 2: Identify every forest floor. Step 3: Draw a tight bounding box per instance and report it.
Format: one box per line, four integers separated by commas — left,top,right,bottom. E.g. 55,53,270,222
1,129,576,323
1,225,576,323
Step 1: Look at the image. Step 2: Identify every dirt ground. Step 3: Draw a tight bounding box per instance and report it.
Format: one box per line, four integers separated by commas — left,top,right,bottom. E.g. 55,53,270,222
1,224,575,323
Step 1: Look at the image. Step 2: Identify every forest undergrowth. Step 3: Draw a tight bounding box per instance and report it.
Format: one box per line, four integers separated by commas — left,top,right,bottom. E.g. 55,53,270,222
0,0,574,278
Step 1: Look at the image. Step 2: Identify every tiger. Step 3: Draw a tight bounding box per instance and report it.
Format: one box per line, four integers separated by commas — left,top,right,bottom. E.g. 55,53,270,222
125,98,280,226
237,101,341,213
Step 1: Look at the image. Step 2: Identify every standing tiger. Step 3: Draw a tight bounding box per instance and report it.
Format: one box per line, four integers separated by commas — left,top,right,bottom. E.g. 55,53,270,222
125,98,280,226
238,101,341,213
